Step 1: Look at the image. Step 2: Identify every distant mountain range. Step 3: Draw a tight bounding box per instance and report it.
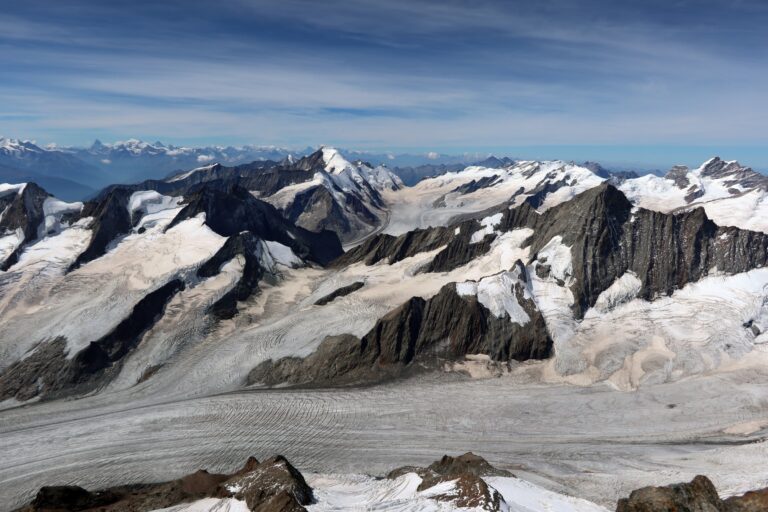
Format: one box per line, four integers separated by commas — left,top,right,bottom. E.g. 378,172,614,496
0,137,662,200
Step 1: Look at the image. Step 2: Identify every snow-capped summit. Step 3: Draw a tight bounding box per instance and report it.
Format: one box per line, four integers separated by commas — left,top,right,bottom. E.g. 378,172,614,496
619,156,768,233
320,146,403,192
0,137,45,156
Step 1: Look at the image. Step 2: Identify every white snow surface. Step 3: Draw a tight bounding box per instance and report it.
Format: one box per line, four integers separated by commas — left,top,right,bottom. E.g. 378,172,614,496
151,498,250,512
487,476,608,512
128,191,184,230
0,213,226,366
470,213,504,244
167,164,218,182
593,272,642,313
40,197,83,237
306,472,607,512
264,240,302,268
0,182,26,197
0,229,24,262
457,264,532,325
535,236,573,283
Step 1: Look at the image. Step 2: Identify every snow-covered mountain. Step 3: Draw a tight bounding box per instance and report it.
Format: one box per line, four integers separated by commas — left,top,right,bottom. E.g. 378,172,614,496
3,154,768,402
136,147,403,243
4,153,768,511
619,156,768,233
383,159,606,234
67,139,312,185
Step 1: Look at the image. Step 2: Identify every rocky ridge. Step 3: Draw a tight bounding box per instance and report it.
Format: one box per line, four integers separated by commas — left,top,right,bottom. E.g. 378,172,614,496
13,455,314,512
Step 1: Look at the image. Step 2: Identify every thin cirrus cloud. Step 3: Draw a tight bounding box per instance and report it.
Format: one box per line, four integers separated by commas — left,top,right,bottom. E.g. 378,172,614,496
0,0,766,163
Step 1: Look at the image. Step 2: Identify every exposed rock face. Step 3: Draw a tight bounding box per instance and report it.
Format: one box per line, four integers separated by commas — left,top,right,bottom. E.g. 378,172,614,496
68,188,132,271
314,281,365,306
0,182,50,269
283,185,353,235
343,184,768,320
387,453,511,512
331,225,455,267
388,452,513,482
450,174,500,195
616,475,768,512
26,486,119,511
248,276,552,387
698,157,768,190
168,184,342,266
616,475,721,512
94,149,398,243
725,487,768,511
0,280,184,402
95,153,320,200
666,165,692,189
197,232,277,320
499,184,768,317
221,456,314,512
14,455,313,512
334,216,502,273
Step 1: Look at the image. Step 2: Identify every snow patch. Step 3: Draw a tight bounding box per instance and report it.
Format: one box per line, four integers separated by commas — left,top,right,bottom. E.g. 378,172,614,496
264,241,302,268
487,476,608,512
536,236,573,283
470,212,504,244
593,272,642,313
40,197,83,237
457,265,531,325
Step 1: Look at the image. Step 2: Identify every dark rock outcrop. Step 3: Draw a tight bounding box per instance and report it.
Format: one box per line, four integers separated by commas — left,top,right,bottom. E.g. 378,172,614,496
221,456,314,512
331,226,455,267
616,475,768,512
496,183,768,318
333,216,500,273
387,453,511,512
68,188,132,271
248,270,551,387
314,281,365,306
341,184,768,320
198,233,277,320
14,455,313,512
168,183,342,266
94,150,392,243
450,175,500,195
0,183,51,270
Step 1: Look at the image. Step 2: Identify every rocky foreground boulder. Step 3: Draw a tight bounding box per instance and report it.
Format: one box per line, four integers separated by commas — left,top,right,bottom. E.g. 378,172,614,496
616,475,768,512
14,455,313,512
387,452,513,511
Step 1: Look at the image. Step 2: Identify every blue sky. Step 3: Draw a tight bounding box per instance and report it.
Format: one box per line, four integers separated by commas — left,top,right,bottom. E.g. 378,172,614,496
1,0,766,168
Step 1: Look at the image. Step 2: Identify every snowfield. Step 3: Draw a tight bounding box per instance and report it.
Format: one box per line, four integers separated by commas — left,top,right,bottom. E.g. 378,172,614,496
383,161,604,235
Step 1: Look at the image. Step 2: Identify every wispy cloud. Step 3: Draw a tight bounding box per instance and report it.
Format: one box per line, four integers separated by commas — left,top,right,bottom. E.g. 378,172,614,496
0,0,766,152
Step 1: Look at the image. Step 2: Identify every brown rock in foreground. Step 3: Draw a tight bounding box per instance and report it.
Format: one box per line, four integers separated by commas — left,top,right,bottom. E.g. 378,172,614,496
15,455,313,512
387,452,512,512
616,475,768,512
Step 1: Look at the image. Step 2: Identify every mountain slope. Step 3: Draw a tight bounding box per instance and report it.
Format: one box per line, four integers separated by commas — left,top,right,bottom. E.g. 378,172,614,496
0,180,342,402
253,183,768,389
99,147,403,244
